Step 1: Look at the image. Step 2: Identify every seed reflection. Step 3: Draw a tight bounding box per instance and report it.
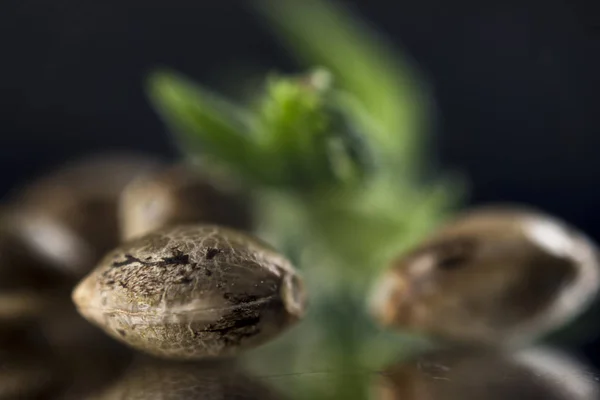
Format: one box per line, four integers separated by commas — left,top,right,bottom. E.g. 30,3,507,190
87,357,284,400
374,347,599,400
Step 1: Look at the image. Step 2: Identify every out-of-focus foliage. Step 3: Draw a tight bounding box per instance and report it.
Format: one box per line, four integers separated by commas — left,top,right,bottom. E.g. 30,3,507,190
148,0,464,398
151,69,369,192
256,0,428,173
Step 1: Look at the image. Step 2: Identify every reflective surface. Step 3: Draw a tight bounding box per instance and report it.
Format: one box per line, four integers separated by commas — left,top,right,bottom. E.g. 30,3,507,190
374,347,599,400
85,358,283,400
2,340,598,399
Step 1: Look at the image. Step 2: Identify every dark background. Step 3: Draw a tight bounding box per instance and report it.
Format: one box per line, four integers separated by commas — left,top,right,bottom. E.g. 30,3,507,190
1,0,600,366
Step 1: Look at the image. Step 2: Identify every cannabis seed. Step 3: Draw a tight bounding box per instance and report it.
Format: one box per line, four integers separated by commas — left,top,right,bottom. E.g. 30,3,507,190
72,224,306,360
370,205,600,345
118,163,252,241
0,214,66,324
5,153,161,278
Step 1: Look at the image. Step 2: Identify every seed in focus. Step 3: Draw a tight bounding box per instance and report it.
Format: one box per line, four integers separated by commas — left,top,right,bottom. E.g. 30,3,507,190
118,162,252,241
72,224,306,360
369,205,600,345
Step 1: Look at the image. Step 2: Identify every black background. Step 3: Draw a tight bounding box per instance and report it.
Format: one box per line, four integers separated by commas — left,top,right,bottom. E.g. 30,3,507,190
1,0,600,366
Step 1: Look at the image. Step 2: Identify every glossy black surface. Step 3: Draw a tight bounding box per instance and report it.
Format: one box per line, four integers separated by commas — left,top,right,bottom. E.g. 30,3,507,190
1,337,598,399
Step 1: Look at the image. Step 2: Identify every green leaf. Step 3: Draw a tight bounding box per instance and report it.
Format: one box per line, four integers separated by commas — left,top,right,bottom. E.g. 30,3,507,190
147,70,268,182
255,0,431,172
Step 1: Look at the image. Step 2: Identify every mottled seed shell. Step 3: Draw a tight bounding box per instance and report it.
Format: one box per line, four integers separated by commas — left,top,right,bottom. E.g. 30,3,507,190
118,163,252,241
5,153,162,278
370,205,600,345
72,224,306,360
374,348,597,400
87,358,283,400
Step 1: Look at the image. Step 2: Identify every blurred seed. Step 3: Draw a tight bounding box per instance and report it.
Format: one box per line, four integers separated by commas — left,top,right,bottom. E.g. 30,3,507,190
118,162,252,241
4,153,162,278
0,213,67,325
86,357,284,400
370,205,600,345
373,347,598,400
72,224,306,359
0,342,61,400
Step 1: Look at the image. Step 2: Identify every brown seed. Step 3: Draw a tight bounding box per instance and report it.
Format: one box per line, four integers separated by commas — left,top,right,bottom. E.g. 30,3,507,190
0,212,67,324
118,163,252,241
5,153,162,278
370,205,600,345
72,224,306,360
